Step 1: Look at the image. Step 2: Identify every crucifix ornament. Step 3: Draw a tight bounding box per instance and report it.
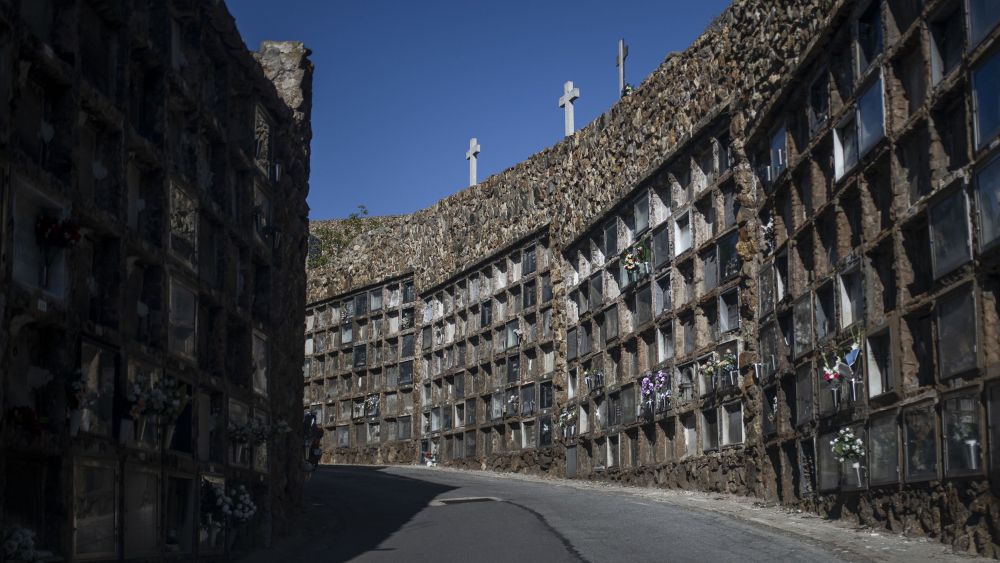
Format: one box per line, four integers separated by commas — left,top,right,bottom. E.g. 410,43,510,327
466,137,480,186
559,81,580,137
616,38,629,96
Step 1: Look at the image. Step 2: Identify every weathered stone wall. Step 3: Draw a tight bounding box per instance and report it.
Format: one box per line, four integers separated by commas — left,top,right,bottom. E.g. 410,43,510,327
0,1,312,559
307,0,1000,556
255,39,314,541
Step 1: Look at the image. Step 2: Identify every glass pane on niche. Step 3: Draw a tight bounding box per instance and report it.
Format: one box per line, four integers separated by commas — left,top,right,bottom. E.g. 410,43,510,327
635,196,650,233
759,263,775,315
976,155,1000,250
168,279,197,357
858,75,885,156
817,432,840,491
929,190,971,278
943,395,981,475
199,476,226,552
904,405,937,481
937,287,977,379
969,0,1000,46
124,469,159,556
77,341,115,436
793,297,812,357
653,226,669,267
74,462,118,557
972,49,1000,149
868,414,898,484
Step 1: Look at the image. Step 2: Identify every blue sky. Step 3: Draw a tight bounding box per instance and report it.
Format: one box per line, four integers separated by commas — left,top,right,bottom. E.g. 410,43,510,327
227,1,731,220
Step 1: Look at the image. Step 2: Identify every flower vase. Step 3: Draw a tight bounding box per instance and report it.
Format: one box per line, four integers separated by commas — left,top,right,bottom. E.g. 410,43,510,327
851,461,863,486
640,262,649,276
304,445,312,459
136,416,149,444
119,418,134,444
69,409,82,437
965,439,979,470
235,442,247,463
830,386,840,410
39,260,49,289
726,369,736,387
849,379,859,402
163,423,176,450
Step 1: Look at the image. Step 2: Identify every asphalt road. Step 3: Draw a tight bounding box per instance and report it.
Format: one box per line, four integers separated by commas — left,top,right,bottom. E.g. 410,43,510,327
241,465,873,563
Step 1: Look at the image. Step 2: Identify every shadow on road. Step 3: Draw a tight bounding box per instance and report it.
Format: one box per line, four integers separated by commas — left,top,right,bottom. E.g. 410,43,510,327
241,465,456,563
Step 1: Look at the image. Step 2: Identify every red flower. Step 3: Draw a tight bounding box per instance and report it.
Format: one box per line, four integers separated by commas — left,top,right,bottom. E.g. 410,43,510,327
35,215,81,249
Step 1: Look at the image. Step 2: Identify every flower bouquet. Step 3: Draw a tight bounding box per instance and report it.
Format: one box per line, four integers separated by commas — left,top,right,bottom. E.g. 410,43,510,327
702,352,735,390
126,375,189,446
67,369,90,437
820,351,842,410
2,525,38,562
423,451,437,466
640,372,657,417
201,481,230,545
653,370,671,412
951,419,980,470
583,370,604,392
363,395,380,416
229,485,257,524
831,427,865,485
622,244,650,282
506,394,519,415
761,216,775,255
557,409,577,437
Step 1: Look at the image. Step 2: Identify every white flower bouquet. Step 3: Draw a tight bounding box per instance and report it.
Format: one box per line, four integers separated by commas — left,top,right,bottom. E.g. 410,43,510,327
2,525,38,562
830,428,865,462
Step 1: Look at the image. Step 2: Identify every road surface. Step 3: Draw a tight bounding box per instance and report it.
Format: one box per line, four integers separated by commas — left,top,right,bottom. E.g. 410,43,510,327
242,465,971,563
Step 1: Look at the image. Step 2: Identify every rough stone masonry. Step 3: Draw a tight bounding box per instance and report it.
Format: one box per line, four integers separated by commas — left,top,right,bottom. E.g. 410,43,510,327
0,1,312,560
305,0,1000,557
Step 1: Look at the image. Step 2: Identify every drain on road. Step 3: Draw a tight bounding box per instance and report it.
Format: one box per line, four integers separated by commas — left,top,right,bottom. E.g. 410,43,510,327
430,496,500,506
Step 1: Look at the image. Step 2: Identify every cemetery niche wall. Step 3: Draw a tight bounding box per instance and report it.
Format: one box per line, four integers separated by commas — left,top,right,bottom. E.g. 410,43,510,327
0,1,313,560
306,0,1000,557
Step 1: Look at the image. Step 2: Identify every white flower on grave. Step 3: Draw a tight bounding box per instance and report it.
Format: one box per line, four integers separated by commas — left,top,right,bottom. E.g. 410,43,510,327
2,525,38,562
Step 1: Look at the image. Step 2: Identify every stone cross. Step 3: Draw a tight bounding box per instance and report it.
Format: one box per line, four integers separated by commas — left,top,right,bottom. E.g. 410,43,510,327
559,81,580,137
466,137,481,186
616,38,629,96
